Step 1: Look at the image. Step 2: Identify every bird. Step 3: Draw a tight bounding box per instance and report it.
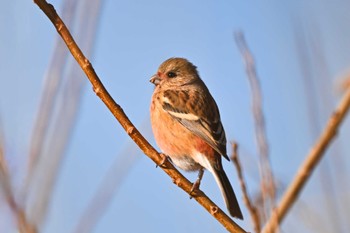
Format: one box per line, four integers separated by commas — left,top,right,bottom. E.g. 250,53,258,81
149,57,243,219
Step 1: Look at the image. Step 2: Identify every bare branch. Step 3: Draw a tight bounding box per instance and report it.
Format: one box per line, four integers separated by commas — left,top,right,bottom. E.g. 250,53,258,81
33,1,246,232
295,25,344,232
231,142,261,233
234,31,277,222
23,0,79,199
262,88,350,233
26,0,103,227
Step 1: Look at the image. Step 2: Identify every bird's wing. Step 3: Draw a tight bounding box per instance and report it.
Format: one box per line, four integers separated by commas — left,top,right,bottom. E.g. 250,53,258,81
161,88,229,160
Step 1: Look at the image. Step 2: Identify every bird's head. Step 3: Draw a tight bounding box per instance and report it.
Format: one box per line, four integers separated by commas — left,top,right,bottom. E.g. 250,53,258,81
150,57,200,87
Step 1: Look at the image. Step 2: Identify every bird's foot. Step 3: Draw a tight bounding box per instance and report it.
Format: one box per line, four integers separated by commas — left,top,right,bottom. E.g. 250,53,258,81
189,179,201,199
156,153,168,168
189,168,204,199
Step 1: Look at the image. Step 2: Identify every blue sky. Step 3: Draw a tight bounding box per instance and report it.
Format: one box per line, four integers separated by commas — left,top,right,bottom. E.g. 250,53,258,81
1,0,349,232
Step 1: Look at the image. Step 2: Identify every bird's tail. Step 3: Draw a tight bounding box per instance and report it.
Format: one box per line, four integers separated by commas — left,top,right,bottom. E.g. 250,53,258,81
211,165,243,219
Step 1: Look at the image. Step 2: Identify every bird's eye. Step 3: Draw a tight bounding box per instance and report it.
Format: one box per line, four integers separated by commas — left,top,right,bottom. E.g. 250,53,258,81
167,72,177,78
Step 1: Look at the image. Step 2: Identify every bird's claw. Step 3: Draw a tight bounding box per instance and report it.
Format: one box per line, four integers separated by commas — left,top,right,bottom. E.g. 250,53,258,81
189,168,204,199
189,179,201,199
156,153,168,168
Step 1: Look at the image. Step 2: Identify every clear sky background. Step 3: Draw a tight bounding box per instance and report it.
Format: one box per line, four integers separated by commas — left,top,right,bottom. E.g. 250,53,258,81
1,0,350,233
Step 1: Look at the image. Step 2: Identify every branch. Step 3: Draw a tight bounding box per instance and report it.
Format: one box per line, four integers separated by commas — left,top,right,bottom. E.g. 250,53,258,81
262,88,350,233
33,1,246,232
0,134,36,232
234,31,277,221
24,0,79,202
73,120,150,233
22,0,79,225
231,142,261,233
27,0,103,227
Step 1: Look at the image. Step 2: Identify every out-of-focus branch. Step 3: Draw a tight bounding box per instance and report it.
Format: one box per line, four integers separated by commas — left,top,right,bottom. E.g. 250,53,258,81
234,31,276,222
27,0,103,227
231,142,261,233
33,1,246,232
0,131,36,232
262,88,350,233
73,142,140,233
295,25,343,232
73,119,151,233
23,0,79,199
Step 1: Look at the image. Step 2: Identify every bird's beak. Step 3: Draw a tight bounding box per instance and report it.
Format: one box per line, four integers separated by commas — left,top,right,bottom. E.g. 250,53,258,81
150,74,161,86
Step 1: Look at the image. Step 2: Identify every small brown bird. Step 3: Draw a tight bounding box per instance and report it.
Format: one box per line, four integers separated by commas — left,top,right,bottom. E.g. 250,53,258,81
149,57,243,219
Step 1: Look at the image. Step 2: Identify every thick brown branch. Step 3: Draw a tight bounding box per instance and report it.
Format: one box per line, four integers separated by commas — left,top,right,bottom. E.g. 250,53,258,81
33,1,246,232
262,88,350,233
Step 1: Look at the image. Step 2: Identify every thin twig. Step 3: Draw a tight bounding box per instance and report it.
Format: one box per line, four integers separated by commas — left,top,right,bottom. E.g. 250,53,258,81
231,142,261,233
234,31,277,223
33,1,246,232
262,88,350,233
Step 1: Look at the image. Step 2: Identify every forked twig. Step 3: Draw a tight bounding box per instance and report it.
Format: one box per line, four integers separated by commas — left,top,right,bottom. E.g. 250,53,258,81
33,1,246,232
